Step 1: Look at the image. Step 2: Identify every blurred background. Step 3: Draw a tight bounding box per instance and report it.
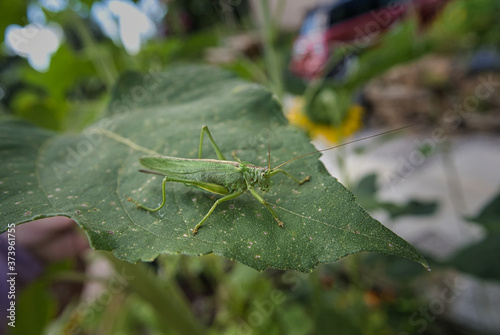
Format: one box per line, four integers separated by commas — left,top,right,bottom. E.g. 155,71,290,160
1,0,500,334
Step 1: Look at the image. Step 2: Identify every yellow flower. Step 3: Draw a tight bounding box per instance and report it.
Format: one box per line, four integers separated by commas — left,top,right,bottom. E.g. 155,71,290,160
287,96,364,143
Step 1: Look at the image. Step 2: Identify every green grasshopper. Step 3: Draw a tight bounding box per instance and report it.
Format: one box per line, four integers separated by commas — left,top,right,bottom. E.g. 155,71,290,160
127,126,310,235
127,125,412,235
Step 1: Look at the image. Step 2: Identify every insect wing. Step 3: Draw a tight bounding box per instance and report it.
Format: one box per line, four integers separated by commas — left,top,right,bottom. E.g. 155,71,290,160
140,156,244,188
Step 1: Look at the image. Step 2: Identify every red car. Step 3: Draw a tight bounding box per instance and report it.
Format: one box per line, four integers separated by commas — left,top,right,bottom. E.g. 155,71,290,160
290,0,451,79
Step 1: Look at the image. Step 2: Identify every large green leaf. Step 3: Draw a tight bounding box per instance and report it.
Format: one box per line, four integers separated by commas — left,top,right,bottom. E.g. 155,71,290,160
466,190,500,234
0,65,428,272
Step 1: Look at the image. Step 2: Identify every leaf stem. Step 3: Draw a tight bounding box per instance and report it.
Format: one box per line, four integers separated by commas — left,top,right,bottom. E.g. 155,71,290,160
103,252,206,335
257,0,284,101
68,10,118,90
99,128,161,155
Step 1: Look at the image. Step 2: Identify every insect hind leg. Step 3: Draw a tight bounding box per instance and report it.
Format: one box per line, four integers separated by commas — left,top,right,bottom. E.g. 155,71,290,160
199,125,227,160
127,176,169,212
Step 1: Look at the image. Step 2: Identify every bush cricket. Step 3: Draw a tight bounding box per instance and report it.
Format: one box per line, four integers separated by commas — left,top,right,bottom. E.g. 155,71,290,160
127,125,414,235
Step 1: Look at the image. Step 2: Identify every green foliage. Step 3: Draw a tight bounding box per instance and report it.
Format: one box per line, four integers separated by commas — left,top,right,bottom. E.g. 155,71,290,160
466,190,500,234
9,259,78,335
305,0,500,125
9,90,68,131
347,19,428,92
0,1,28,44
10,280,56,335
48,252,429,334
6,40,107,132
1,8,115,132
449,190,500,281
0,65,427,272
305,86,353,125
137,29,219,69
450,234,500,281
428,0,500,49
380,200,438,220
305,18,429,125
1,46,109,132
103,254,205,334
21,44,97,101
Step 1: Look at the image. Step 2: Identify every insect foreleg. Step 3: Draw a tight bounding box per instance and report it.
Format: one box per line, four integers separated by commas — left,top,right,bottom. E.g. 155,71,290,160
127,176,169,212
271,169,311,185
193,190,244,235
199,125,226,160
247,186,284,228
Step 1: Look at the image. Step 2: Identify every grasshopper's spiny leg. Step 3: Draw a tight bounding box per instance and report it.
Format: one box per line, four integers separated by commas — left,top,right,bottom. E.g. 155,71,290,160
127,176,169,212
193,190,244,235
199,125,226,160
247,186,284,227
271,169,311,185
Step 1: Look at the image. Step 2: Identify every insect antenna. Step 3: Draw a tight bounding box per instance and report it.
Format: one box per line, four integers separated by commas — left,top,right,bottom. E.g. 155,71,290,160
268,143,271,172
272,123,419,170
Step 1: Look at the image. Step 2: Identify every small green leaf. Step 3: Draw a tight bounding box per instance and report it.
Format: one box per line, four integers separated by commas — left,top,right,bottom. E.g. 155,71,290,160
353,173,438,219
449,189,500,281
466,189,500,233
0,65,428,272
380,200,438,220
449,233,500,281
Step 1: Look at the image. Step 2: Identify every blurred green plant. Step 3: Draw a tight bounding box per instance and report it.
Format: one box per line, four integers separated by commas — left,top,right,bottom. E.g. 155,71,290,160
448,190,500,282
352,173,438,220
2,1,499,334
16,250,461,335
0,1,224,132
304,0,500,126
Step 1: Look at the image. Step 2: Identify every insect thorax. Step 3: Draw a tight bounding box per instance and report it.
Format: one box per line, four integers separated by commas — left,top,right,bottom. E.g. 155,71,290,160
242,165,270,191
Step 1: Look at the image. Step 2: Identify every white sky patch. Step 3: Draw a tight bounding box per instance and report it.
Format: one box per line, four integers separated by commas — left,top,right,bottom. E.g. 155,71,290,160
4,23,63,72
40,0,68,12
27,3,47,25
91,1,120,42
91,0,158,55
138,0,167,23
4,0,165,71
